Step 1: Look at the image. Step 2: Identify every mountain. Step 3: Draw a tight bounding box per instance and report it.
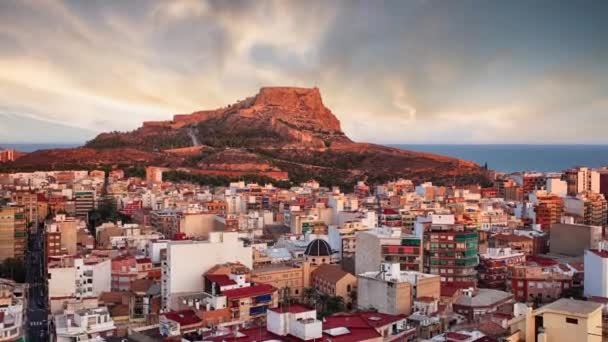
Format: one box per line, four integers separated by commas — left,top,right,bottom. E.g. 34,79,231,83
6,87,488,187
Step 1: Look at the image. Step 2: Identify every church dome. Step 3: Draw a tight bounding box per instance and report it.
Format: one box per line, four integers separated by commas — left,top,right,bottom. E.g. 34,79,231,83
304,239,332,257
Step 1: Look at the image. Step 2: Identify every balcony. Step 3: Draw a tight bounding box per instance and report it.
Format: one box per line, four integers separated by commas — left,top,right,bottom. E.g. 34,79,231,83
249,305,268,316
254,294,272,304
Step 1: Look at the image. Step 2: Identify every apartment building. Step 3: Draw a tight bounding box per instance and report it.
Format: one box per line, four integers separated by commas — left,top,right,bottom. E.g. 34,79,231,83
565,167,600,196
533,194,564,232
48,257,111,314
423,220,479,285
507,264,573,303
477,248,525,290
355,227,423,275
11,190,38,223
0,281,24,342
251,262,311,300
357,263,440,316
45,214,79,256
74,191,95,218
54,307,117,342
584,247,608,298
161,232,252,309
564,192,608,226
0,206,26,261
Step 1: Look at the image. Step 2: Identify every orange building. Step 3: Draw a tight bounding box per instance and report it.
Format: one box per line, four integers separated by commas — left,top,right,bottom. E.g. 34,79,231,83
534,194,563,231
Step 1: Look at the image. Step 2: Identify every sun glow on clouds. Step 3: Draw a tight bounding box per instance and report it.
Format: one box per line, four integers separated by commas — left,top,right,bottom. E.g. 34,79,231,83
0,0,607,144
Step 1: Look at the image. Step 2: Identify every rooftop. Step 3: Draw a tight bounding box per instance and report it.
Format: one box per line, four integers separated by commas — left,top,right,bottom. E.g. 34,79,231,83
163,309,202,326
537,298,603,317
222,283,276,300
454,289,512,308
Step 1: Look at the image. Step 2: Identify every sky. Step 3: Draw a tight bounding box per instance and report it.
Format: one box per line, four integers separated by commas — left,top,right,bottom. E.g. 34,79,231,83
0,0,607,144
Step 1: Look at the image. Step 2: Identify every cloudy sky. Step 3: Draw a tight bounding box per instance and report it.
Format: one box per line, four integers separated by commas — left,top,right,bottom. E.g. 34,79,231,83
1,0,607,144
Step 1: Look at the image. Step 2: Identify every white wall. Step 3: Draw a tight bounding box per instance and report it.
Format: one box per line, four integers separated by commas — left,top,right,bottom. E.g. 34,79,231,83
164,232,252,307
49,267,76,298
92,259,111,296
546,179,567,197
584,250,608,298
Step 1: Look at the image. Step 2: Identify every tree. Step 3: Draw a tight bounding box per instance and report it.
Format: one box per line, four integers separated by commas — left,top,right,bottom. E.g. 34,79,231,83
0,258,26,283
347,290,357,311
302,287,317,307
317,293,330,316
325,296,345,316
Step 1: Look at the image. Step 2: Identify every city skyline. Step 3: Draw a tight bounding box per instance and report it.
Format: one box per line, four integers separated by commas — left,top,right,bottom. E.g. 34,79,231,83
1,0,607,144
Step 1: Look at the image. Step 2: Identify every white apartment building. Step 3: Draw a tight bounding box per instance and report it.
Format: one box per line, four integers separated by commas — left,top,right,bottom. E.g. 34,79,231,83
54,307,116,342
584,245,608,298
49,258,111,314
0,281,24,342
161,231,252,309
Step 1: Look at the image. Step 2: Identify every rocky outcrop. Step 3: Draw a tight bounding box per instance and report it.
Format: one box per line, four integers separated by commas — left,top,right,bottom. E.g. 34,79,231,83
8,86,487,186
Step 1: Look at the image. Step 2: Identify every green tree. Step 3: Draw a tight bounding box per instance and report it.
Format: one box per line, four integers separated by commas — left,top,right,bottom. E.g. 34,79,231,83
325,296,345,316
0,258,26,283
302,287,317,307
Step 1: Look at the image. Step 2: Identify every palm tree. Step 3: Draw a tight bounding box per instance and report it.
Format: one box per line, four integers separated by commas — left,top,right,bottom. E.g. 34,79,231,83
347,290,357,311
326,296,345,315
302,287,317,307
317,293,330,316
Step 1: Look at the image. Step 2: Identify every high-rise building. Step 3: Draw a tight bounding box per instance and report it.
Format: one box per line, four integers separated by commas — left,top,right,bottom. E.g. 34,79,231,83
12,190,38,223
355,227,422,275
0,206,27,261
533,194,564,232
477,248,525,290
423,219,479,285
74,191,95,218
565,167,600,196
161,232,253,309
564,192,608,227
357,262,440,315
0,149,16,163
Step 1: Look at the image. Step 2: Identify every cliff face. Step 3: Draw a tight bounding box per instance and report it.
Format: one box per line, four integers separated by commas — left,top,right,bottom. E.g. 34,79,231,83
9,87,487,186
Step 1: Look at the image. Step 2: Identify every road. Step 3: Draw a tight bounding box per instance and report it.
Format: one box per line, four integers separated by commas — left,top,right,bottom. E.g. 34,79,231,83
187,126,201,146
26,222,49,342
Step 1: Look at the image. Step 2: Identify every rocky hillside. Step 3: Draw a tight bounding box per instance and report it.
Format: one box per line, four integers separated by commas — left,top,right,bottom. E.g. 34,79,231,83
7,87,488,187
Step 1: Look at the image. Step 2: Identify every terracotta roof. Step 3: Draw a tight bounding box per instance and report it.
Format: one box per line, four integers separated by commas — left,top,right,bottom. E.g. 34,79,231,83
99,291,125,304
526,256,557,266
222,283,276,300
164,309,202,326
491,234,531,242
110,304,130,317
589,249,608,258
477,320,508,337
446,332,472,341
325,311,406,329
311,264,354,284
205,274,237,287
131,278,155,293
269,304,314,314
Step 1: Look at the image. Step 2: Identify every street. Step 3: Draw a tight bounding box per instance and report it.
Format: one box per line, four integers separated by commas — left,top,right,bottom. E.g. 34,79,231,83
26,222,49,342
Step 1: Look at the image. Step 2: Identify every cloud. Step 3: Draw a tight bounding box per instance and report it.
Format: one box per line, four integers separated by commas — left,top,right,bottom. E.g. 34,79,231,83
0,0,606,144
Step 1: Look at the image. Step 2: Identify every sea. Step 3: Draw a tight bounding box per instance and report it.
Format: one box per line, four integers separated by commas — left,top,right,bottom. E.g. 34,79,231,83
0,143,80,152
391,144,608,173
3,143,608,174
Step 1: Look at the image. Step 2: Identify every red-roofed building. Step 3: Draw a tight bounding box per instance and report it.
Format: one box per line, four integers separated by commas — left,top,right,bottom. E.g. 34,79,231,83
223,283,277,324
507,262,573,303
160,309,204,336
111,255,138,291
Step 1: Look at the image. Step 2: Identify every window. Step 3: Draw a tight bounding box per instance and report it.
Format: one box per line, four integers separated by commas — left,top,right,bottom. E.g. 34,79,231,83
565,317,578,325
